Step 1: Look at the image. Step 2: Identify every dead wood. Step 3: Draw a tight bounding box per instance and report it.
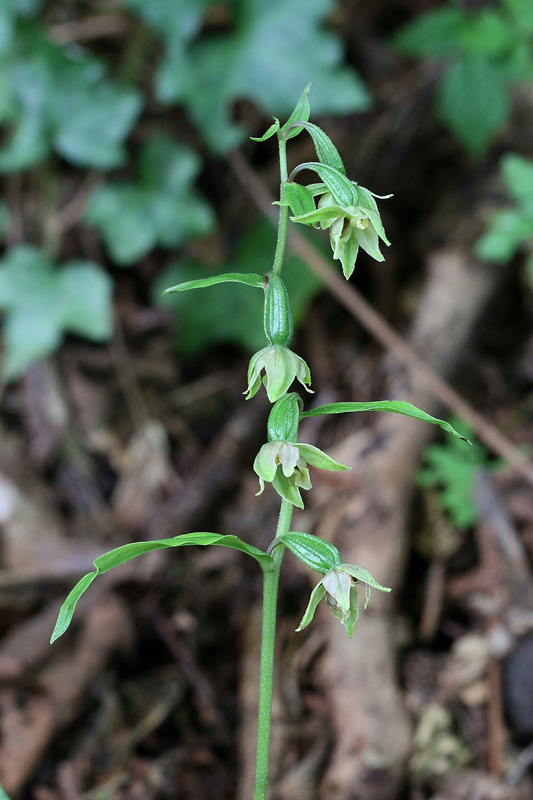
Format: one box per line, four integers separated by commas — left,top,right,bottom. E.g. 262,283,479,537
315,250,500,800
0,592,132,796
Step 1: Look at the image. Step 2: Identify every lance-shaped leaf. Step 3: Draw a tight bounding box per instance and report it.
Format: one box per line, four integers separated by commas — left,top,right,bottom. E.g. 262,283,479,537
281,532,341,573
163,273,264,294
292,162,358,206
280,84,311,139
300,401,468,441
51,533,272,643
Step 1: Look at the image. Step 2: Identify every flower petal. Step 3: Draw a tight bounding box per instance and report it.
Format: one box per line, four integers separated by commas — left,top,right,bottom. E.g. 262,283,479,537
297,443,351,472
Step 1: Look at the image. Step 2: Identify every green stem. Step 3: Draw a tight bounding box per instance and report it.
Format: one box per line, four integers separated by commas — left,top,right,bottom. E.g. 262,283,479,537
272,134,289,276
253,498,294,800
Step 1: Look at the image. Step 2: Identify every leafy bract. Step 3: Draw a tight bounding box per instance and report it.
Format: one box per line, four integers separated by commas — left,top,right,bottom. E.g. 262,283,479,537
51,532,272,643
163,273,264,294
136,0,370,151
153,221,323,356
0,247,112,380
0,26,142,172
84,136,214,265
300,400,467,441
294,163,358,207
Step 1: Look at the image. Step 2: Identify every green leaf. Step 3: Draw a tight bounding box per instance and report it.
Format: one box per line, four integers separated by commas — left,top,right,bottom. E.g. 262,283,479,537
295,581,326,631
436,55,510,154
250,118,280,142
0,247,112,380
153,220,323,357
296,162,358,206
281,532,341,573
294,122,345,174
163,273,264,294
152,0,370,152
458,10,513,57
281,182,316,217
0,782,11,800
393,8,465,58
0,27,142,172
300,400,468,441
280,84,311,139
51,532,272,643
84,136,214,265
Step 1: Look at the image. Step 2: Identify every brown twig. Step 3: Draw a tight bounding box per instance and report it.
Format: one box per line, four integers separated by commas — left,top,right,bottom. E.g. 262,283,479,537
227,151,533,486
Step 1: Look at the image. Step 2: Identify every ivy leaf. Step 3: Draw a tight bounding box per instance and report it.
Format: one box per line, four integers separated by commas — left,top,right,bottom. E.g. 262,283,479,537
436,55,510,155
149,0,370,151
153,220,323,356
393,8,465,58
300,400,467,441
0,247,112,380
51,532,272,643
0,26,142,172
84,136,214,265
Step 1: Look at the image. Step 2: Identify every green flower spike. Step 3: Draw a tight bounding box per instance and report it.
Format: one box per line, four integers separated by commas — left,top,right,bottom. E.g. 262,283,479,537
245,345,312,403
291,185,392,279
254,440,350,509
296,563,391,638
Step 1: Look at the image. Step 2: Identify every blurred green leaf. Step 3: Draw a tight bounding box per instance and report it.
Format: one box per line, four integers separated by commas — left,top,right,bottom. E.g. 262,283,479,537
475,209,533,262
475,153,533,264
394,7,465,57
436,55,510,154
416,419,504,529
0,26,142,171
136,0,370,151
458,10,513,56
501,153,533,211
0,247,112,380
84,135,214,265
153,220,323,356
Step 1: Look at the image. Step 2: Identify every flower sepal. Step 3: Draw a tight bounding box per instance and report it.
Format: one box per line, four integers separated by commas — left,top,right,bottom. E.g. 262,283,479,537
296,563,391,638
245,345,312,403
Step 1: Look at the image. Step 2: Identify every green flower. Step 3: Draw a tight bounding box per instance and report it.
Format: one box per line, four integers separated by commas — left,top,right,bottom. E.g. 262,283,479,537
245,345,312,403
291,185,391,279
296,563,391,638
253,440,349,509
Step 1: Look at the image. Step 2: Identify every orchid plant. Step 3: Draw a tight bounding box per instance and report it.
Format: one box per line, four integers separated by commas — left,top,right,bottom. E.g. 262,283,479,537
51,86,465,800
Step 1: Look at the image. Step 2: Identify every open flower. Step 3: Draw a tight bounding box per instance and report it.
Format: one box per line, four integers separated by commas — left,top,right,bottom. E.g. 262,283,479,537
245,345,312,403
296,563,391,638
291,185,391,279
253,440,349,509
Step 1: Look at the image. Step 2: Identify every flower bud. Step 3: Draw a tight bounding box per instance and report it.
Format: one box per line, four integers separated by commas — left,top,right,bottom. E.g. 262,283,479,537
267,393,301,443
263,272,293,347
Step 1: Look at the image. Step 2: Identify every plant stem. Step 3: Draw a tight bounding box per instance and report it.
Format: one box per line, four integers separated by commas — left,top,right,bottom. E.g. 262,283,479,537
253,498,294,800
272,134,289,276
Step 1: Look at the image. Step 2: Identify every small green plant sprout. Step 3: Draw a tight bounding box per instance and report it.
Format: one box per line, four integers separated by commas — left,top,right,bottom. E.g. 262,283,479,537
475,153,533,283
416,418,503,530
51,87,466,800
